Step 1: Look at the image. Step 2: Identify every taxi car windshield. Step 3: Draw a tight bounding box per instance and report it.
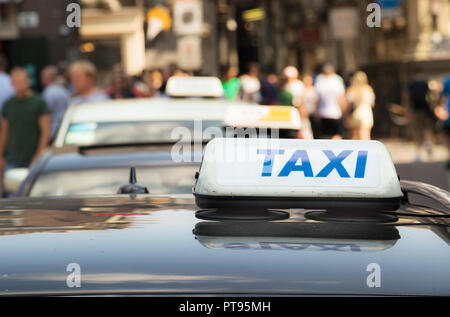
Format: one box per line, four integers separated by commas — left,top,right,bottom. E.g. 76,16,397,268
64,120,224,146
29,166,196,197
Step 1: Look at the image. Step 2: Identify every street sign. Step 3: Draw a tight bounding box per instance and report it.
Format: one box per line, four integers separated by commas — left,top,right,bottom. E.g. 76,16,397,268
329,7,359,40
173,0,203,36
376,0,404,22
377,0,402,8
242,8,266,22
18,11,39,29
177,35,202,71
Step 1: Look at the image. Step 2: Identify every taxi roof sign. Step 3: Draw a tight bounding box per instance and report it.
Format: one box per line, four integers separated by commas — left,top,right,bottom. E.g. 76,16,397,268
193,138,403,211
166,76,224,98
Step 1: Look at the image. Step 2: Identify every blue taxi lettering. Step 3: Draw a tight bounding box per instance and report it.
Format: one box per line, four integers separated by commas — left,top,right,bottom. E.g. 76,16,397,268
355,151,368,178
257,149,285,176
257,149,369,179
278,150,314,177
315,150,352,178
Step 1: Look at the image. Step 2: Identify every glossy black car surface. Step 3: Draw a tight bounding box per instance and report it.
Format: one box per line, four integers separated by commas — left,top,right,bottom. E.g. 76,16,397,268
0,181,448,296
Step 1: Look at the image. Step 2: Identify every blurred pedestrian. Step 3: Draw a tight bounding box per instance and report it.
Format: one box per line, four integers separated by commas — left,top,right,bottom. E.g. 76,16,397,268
0,54,14,119
406,68,434,160
148,70,164,97
260,73,279,105
221,66,241,101
239,63,261,103
0,67,51,185
439,75,450,167
346,71,375,140
428,80,443,110
314,64,347,139
301,74,318,139
160,64,176,92
41,65,70,142
132,70,151,98
429,80,443,140
172,68,190,77
108,74,135,99
281,66,304,107
135,69,165,98
279,66,313,139
68,60,109,106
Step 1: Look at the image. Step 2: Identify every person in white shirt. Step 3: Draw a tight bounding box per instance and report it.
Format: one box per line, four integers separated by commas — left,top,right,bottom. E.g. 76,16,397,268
0,55,14,120
41,65,70,142
239,63,262,104
281,66,314,139
314,64,347,139
282,66,305,107
302,74,319,138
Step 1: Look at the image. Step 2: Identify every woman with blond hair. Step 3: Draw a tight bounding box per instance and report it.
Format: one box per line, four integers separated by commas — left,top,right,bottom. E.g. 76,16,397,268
346,71,375,140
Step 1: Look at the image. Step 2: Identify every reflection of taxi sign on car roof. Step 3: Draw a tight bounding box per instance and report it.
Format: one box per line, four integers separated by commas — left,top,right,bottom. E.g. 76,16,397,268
194,222,400,253
224,105,301,130
193,138,403,211
166,76,224,98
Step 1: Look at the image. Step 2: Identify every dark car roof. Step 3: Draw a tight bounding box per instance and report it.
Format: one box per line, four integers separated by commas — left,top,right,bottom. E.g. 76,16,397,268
0,195,448,296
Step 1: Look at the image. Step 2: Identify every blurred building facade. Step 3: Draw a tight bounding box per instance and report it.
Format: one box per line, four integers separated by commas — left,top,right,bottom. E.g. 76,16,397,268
217,0,450,136
357,0,450,135
0,0,78,90
217,0,450,72
79,0,146,76
1,0,450,135
79,0,218,77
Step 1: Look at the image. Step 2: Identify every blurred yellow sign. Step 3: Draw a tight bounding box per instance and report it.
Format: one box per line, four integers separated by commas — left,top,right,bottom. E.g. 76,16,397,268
146,6,171,40
147,6,171,30
258,107,292,122
242,8,265,22
224,105,302,130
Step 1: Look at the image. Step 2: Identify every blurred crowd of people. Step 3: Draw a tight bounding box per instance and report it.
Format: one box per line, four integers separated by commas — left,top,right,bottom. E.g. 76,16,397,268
221,63,450,162
0,55,195,177
222,63,376,141
406,68,450,161
0,52,449,178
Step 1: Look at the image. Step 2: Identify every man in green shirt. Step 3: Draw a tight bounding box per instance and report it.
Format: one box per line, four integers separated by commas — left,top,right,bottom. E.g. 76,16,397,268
0,67,51,178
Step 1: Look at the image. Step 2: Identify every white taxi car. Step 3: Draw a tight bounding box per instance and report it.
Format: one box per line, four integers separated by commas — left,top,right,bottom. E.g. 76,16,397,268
53,76,302,147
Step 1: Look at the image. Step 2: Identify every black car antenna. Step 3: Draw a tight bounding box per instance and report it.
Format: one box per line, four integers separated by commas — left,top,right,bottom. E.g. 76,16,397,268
117,167,149,195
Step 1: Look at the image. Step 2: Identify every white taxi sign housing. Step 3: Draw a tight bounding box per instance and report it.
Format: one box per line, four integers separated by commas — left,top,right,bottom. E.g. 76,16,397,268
166,76,224,98
193,138,403,211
